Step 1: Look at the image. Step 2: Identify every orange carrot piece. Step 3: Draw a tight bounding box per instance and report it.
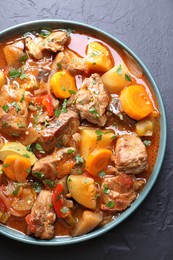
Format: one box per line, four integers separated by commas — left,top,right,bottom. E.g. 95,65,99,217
2,154,31,182
120,84,153,120
85,148,112,176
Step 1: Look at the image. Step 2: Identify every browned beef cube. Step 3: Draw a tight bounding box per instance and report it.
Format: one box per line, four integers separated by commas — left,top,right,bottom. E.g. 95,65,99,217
75,73,109,126
37,110,79,152
26,190,56,240
101,174,144,212
0,86,28,137
32,147,77,180
114,135,148,174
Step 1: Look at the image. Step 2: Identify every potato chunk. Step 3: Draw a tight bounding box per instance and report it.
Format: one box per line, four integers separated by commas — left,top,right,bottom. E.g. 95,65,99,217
86,42,113,73
72,211,103,236
101,63,132,93
67,175,97,209
80,127,114,160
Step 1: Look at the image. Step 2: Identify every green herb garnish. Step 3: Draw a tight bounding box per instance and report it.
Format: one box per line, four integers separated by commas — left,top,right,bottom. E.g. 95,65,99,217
89,106,100,118
33,171,45,179
125,74,132,81
116,64,122,75
143,140,151,147
105,201,115,208
35,143,45,154
2,104,9,113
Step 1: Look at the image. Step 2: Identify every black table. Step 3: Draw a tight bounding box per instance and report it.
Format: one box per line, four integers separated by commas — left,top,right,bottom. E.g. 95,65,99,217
0,0,173,259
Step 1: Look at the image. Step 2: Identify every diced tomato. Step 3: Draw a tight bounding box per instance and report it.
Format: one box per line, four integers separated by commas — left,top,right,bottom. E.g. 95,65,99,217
52,184,65,218
0,198,6,212
34,94,54,117
25,214,37,233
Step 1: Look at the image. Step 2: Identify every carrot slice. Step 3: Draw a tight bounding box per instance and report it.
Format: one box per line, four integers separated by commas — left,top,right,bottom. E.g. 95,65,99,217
2,154,31,182
85,148,112,176
120,84,153,120
50,70,77,99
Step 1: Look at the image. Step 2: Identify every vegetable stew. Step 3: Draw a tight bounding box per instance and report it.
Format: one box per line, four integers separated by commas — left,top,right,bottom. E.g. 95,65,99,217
0,27,160,239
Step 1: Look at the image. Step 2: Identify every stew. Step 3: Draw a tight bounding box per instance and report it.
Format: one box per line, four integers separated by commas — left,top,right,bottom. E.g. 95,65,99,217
0,27,160,239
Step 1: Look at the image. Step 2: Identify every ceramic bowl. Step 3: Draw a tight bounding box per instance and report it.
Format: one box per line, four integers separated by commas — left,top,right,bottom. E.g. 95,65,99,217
0,20,167,245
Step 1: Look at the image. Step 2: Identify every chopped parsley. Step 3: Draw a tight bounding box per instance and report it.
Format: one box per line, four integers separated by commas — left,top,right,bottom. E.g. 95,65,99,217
35,143,45,154
143,140,151,147
95,130,103,141
105,201,115,208
9,69,21,79
20,54,27,62
125,74,132,81
68,89,76,94
38,28,52,38
75,154,84,165
11,102,21,113
99,170,106,178
12,186,20,196
3,163,9,168
66,28,73,36
9,68,27,80
60,206,69,214
22,154,30,158
54,108,61,117
43,179,56,188
2,104,9,113
62,99,68,113
116,64,122,75
57,63,62,70
12,133,20,137
20,94,25,103
31,181,42,193
77,169,82,174
23,32,33,38
67,149,75,154
103,183,110,194
33,171,45,179
111,135,117,140
89,106,100,118
17,123,26,128
62,86,66,91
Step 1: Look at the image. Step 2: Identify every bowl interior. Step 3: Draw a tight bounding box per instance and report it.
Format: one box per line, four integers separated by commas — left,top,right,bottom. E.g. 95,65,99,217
0,20,167,245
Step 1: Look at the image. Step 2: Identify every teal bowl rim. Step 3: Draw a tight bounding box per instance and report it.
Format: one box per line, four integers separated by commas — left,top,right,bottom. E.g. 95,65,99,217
0,19,167,246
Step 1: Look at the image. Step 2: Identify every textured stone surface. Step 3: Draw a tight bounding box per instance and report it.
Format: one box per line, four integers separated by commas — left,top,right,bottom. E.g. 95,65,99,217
0,0,173,259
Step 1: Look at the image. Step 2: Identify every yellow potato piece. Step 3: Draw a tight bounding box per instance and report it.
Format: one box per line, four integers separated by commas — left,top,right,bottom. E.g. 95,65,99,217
136,120,153,136
0,142,37,165
67,175,97,209
72,211,103,236
86,41,113,73
101,63,132,93
80,127,114,160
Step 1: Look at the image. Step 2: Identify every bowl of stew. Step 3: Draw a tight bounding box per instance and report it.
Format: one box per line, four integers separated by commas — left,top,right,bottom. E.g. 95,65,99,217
0,20,166,245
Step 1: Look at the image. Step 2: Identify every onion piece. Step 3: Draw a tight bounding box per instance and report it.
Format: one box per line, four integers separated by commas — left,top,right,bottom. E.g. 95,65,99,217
123,50,143,78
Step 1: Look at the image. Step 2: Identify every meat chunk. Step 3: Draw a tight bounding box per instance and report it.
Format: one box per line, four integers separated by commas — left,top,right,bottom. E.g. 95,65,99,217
114,135,148,174
0,85,28,136
25,31,68,59
108,97,136,127
101,174,144,212
75,73,109,126
37,109,80,152
51,48,87,74
26,190,56,239
3,40,25,68
32,147,77,180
